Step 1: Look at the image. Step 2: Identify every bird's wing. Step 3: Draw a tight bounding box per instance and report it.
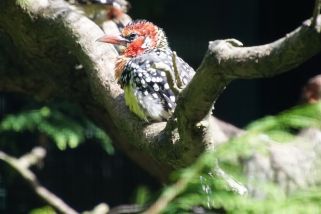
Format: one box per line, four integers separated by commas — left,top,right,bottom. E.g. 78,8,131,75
120,51,177,112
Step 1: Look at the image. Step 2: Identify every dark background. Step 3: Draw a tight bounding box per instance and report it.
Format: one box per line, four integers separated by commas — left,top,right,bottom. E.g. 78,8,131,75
1,0,321,213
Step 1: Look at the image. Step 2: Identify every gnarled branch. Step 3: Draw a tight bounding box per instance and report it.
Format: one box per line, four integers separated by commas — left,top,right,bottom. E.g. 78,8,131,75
1,0,321,193
176,17,321,125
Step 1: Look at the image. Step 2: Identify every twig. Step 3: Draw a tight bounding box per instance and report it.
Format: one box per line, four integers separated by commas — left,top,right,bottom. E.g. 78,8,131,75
143,154,247,214
212,166,248,196
153,51,187,97
311,0,321,27
18,147,46,168
0,149,78,214
153,62,181,96
108,204,144,214
143,169,196,214
82,203,109,214
171,51,183,89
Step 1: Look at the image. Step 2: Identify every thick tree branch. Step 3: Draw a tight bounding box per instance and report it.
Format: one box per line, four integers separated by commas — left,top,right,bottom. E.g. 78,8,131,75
176,17,321,125
244,128,321,196
0,0,172,181
1,0,321,194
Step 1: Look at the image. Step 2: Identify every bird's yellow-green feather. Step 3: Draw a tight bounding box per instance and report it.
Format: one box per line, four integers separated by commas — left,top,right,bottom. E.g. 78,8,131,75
124,85,148,121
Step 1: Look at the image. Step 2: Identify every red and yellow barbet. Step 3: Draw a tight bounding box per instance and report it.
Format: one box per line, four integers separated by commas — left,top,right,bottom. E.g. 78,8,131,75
97,20,195,121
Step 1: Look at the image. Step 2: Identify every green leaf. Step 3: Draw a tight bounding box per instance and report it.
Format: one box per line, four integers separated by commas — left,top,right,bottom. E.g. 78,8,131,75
0,104,114,154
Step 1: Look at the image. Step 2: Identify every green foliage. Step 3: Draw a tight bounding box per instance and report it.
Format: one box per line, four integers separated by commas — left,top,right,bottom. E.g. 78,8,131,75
246,102,321,142
161,149,321,213
0,104,114,154
141,102,321,213
29,206,56,214
134,185,152,205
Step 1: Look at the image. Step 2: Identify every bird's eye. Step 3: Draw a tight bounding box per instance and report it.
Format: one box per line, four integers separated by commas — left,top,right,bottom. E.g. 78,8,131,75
127,33,138,41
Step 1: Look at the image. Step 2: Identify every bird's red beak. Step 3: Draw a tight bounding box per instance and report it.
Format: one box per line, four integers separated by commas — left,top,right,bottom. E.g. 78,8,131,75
96,34,129,46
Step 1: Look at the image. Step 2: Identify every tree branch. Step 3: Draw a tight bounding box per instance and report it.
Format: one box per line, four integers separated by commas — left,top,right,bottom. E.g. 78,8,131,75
108,204,144,214
1,0,321,192
0,148,78,214
176,17,321,125
0,0,172,181
312,0,321,27
212,166,248,195
0,147,112,214
18,147,46,168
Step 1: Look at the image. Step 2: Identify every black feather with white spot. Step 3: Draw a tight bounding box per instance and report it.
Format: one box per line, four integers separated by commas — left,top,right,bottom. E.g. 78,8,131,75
119,48,195,121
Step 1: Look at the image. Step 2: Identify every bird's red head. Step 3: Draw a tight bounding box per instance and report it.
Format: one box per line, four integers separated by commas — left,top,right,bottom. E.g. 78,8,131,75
97,20,168,57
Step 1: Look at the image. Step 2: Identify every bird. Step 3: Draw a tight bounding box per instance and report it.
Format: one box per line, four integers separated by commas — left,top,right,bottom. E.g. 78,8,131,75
97,20,195,121
301,75,321,104
67,0,130,26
